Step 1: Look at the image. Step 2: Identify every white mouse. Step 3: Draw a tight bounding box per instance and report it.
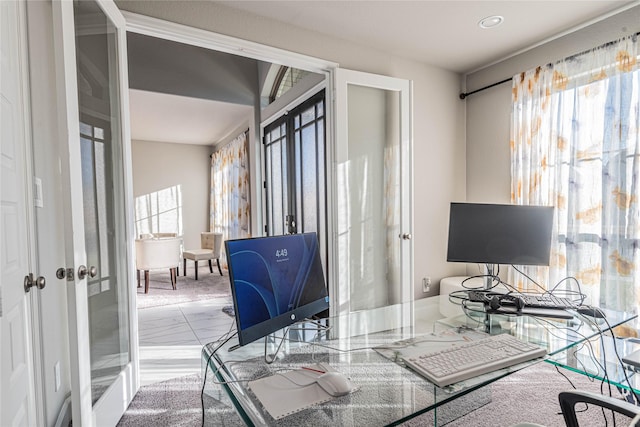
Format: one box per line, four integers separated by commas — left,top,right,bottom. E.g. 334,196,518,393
315,371,353,397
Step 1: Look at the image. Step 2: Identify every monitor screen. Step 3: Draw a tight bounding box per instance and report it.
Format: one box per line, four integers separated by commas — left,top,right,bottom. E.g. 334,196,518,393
226,232,330,346
447,203,554,266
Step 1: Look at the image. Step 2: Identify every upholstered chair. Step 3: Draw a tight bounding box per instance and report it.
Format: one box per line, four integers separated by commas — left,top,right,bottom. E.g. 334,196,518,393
135,237,182,293
182,232,224,280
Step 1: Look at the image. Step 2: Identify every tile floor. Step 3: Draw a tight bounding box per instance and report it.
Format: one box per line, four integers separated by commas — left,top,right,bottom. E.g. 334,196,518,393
137,296,236,386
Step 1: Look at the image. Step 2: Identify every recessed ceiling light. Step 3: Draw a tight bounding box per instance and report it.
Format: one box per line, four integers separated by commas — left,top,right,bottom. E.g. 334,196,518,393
479,15,504,29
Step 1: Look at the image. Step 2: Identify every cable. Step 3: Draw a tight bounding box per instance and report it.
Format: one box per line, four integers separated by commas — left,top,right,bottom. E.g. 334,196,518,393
200,331,238,427
532,310,640,425
264,325,293,364
262,318,331,364
510,265,587,304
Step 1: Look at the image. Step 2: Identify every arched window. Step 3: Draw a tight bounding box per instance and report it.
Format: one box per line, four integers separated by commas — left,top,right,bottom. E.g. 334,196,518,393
269,66,311,103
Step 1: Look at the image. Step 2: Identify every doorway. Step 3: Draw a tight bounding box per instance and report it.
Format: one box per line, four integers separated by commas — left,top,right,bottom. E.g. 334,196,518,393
125,28,328,386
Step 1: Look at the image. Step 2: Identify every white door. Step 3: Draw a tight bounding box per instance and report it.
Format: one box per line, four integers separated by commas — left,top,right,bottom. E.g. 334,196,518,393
52,0,138,425
0,0,38,425
331,69,413,336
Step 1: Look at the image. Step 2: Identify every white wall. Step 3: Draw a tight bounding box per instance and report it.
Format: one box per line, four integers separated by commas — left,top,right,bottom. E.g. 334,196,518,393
465,6,640,204
131,140,211,250
117,1,469,299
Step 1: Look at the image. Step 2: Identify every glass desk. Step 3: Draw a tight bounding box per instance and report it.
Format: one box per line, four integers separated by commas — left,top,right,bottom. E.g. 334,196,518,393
201,298,636,426
546,331,640,396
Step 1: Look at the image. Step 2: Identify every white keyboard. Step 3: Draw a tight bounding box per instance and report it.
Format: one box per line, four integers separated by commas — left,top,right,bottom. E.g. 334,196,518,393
403,334,547,387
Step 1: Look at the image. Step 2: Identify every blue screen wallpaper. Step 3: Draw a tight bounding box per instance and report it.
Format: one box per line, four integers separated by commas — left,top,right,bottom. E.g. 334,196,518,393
226,233,329,335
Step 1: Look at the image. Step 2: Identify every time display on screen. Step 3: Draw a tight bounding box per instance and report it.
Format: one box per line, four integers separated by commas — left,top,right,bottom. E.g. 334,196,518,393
275,249,288,258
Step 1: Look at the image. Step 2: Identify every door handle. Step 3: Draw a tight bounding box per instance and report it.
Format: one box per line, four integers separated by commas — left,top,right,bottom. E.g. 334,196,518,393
24,273,46,293
56,266,97,281
77,265,97,280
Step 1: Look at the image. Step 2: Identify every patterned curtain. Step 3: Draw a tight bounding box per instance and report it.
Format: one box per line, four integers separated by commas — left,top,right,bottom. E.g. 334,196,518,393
510,34,639,312
210,131,250,267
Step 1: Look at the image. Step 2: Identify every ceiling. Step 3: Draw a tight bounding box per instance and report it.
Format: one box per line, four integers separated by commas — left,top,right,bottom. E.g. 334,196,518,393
218,0,635,74
129,1,637,146
129,89,253,145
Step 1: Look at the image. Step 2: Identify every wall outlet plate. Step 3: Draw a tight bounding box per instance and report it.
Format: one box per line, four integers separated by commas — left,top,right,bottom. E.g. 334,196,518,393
422,277,431,293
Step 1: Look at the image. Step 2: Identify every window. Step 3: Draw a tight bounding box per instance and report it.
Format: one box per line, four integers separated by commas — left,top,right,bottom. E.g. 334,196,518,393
510,36,639,311
134,186,183,238
269,66,311,104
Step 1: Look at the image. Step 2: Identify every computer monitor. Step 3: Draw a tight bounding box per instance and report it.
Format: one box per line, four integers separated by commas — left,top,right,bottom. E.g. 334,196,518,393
447,202,554,267
226,232,330,347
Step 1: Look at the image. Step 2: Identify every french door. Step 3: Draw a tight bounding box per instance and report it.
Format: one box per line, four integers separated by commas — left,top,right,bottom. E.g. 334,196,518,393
53,0,137,425
331,69,413,336
264,90,327,248
1,1,38,424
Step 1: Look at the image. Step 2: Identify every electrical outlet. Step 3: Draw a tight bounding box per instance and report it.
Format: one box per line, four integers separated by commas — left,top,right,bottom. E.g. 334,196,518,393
422,277,431,293
54,361,61,392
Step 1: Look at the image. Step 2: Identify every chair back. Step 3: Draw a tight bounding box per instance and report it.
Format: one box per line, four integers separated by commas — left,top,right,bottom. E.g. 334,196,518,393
135,237,182,270
201,232,223,258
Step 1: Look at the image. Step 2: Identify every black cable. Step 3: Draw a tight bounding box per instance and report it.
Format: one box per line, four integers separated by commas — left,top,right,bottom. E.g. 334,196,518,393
200,331,238,427
449,278,636,426
553,365,593,415
536,311,640,426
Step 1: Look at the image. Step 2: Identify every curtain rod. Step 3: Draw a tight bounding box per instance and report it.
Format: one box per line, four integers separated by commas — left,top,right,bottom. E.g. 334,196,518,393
210,128,250,158
459,31,639,100
459,77,512,99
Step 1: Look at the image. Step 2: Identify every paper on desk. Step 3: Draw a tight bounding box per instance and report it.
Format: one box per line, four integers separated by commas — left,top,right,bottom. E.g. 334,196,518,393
373,328,489,363
248,363,335,420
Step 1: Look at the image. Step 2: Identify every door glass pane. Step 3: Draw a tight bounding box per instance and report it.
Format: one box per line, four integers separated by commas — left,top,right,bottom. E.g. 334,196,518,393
293,96,325,237
301,124,318,232
265,122,288,236
264,91,326,257
345,85,401,311
74,0,130,404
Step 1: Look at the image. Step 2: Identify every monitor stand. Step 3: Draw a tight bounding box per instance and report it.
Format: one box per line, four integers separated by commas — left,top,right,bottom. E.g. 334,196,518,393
482,264,501,332
264,319,330,364
483,264,495,291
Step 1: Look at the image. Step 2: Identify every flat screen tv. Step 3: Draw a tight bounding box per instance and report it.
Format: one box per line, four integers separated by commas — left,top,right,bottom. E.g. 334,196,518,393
226,232,330,346
447,202,554,266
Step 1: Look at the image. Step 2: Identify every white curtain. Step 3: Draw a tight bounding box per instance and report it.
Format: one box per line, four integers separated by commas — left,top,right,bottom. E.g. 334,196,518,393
210,131,250,267
510,35,640,312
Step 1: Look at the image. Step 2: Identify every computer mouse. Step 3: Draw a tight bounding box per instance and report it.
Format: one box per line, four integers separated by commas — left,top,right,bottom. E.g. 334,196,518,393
315,371,353,397
575,306,607,319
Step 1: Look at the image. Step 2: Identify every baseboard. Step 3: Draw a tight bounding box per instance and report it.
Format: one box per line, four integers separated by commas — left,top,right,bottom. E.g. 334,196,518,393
55,395,72,427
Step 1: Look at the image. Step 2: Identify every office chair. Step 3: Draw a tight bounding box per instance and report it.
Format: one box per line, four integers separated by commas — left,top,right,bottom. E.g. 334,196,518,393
511,390,640,427
559,390,640,427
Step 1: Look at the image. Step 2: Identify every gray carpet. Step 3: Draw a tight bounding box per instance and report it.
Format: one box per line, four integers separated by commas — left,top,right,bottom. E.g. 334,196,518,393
136,266,231,309
410,361,633,427
117,373,244,427
117,360,636,426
